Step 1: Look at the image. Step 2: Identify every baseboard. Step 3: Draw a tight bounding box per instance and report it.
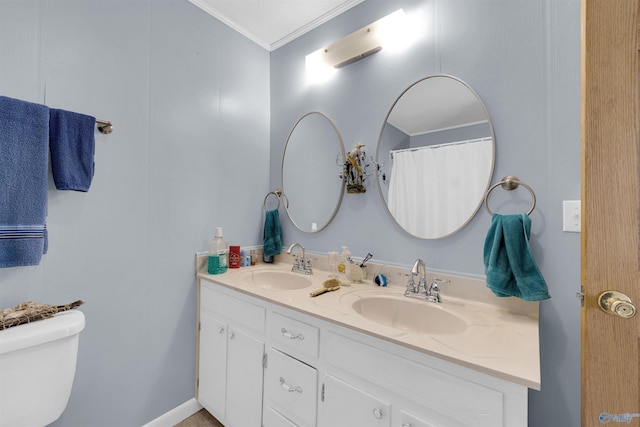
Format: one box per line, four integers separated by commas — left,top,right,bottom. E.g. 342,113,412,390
142,398,203,427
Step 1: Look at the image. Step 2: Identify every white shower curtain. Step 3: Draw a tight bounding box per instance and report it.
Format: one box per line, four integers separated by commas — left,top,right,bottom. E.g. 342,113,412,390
388,138,492,238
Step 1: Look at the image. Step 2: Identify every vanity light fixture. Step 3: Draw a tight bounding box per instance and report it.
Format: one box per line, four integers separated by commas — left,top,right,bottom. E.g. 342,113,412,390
305,9,412,79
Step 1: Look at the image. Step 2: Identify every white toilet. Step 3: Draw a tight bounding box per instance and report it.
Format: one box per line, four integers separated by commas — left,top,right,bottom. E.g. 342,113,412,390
0,309,85,427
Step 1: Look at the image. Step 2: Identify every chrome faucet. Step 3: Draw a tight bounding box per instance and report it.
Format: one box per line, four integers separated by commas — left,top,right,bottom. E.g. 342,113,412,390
286,243,312,275
411,258,427,293
404,258,444,303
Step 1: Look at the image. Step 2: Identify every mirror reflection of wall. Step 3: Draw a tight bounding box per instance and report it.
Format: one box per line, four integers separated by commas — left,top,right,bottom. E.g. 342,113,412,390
376,75,495,239
282,112,345,233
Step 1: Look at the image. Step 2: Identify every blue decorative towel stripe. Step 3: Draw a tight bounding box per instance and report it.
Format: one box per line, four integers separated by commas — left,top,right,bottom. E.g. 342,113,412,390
49,108,96,192
263,209,283,257
0,225,47,239
0,96,49,267
483,213,550,301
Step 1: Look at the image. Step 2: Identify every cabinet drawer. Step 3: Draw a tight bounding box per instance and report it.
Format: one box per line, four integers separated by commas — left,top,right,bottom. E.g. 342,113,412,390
201,280,265,334
400,410,436,427
270,312,319,360
264,348,318,427
264,407,299,427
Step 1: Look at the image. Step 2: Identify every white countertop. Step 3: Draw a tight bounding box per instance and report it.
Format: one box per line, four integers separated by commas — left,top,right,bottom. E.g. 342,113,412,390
196,257,541,390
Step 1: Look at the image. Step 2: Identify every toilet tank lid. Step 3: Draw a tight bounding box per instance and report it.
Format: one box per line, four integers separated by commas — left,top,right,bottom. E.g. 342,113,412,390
0,310,85,355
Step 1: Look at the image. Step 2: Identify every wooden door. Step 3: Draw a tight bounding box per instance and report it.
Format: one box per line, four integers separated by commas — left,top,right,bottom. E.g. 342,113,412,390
582,1,640,425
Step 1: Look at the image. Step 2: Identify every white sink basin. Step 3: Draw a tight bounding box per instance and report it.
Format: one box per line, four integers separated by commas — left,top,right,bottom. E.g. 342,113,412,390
239,269,312,290
351,295,468,335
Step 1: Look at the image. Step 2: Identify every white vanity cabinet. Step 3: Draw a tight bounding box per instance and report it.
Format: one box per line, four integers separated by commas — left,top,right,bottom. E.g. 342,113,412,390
197,274,530,427
320,331,523,427
197,281,266,427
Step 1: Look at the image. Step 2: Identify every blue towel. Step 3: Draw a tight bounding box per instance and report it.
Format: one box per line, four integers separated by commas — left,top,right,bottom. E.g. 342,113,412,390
263,209,282,257
0,96,49,267
49,108,96,191
483,213,550,301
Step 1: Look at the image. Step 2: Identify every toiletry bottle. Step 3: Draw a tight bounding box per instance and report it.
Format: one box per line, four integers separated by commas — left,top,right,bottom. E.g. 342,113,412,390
208,227,229,274
229,245,241,269
338,246,351,276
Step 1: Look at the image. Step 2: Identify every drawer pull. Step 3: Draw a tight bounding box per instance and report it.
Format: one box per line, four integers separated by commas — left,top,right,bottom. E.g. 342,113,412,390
281,328,304,340
279,377,303,393
402,424,413,427
373,407,383,419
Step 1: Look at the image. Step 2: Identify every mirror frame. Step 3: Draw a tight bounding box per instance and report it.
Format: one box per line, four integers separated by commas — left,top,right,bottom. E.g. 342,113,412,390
281,111,346,233
375,74,496,240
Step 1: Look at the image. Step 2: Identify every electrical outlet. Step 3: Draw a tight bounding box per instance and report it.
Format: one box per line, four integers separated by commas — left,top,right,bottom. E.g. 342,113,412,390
563,200,581,232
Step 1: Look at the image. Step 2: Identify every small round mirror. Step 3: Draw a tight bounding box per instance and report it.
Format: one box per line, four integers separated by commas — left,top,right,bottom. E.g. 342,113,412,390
376,75,495,239
282,112,345,233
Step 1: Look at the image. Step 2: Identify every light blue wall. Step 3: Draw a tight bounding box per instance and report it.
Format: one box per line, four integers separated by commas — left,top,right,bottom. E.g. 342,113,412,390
270,1,581,427
0,0,580,425
0,0,269,425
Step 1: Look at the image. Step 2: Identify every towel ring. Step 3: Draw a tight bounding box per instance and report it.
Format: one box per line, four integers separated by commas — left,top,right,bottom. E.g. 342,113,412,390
263,190,288,212
484,176,536,215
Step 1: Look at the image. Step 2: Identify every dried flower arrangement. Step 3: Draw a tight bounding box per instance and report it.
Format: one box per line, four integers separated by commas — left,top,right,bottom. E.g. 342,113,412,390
0,300,84,330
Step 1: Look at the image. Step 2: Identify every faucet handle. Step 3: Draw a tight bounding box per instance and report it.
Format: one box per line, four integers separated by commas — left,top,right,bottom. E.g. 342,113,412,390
429,278,450,297
431,277,450,287
404,274,417,294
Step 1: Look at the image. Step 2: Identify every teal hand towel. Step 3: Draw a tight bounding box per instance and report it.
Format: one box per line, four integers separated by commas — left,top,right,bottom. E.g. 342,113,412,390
263,209,282,257
483,213,550,301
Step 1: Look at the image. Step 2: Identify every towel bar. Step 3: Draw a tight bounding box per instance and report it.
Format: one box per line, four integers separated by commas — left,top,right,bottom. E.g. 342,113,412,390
96,119,113,134
263,189,288,212
484,176,536,215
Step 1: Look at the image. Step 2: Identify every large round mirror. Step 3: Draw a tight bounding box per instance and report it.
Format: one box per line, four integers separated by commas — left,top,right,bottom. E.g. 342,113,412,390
376,75,495,239
282,112,345,233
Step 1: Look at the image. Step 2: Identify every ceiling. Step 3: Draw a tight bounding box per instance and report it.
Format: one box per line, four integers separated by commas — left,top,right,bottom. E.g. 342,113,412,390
188,0,365,51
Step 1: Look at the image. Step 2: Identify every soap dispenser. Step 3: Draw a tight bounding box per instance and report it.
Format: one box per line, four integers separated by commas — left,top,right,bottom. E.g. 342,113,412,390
338,246,351,276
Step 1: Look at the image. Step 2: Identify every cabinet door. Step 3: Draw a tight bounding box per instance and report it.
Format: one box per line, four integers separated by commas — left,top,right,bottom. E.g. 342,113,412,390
226,327,265,427
320,374,391,427
198,312,228,419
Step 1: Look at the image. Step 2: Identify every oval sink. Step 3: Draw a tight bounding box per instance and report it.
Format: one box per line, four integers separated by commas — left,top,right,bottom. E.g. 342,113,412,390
240,269,312,290
351,296,467,335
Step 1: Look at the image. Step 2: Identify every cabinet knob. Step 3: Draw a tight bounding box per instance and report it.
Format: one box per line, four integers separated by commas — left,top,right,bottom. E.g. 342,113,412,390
372,408,383,419
217,326,225,334
228,331,235,339
281,328,304,340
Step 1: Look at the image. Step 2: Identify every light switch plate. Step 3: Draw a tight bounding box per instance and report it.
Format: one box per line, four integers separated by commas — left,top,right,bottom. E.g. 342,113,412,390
563,200,581,232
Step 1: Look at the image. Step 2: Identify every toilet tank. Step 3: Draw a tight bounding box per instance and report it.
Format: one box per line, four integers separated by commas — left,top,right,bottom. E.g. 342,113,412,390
0,309,85,427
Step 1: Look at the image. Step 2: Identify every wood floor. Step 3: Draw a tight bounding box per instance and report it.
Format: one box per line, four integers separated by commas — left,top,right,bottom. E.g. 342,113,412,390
174,409,224,427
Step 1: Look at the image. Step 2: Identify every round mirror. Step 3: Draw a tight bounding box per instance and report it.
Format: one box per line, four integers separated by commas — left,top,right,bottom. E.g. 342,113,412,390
282,112,345,233
376,75,495,239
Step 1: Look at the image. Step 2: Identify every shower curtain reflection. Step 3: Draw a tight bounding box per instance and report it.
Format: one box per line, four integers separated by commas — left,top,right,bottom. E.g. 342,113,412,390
388,138,492,238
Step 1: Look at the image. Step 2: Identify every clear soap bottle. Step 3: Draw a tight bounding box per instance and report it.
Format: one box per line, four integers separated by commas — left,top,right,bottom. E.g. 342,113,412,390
338,246,351,276
208,227,229,274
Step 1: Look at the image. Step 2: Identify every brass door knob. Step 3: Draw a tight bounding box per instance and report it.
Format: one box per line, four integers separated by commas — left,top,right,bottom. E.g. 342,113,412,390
598,291,637,319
